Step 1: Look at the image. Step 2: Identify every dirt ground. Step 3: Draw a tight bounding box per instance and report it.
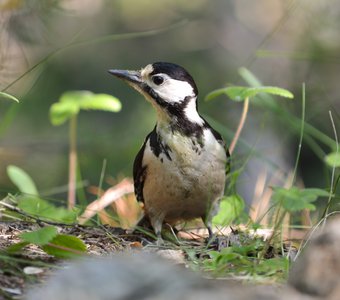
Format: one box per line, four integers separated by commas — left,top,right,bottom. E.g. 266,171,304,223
0,221,149,299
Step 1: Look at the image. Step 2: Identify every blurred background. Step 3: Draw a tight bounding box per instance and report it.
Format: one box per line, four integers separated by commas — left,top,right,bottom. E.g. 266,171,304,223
0,0,339,213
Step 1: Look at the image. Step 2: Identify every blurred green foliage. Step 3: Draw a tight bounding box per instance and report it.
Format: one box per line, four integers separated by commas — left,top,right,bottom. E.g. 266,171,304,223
6,165,78,223
0,0,339,217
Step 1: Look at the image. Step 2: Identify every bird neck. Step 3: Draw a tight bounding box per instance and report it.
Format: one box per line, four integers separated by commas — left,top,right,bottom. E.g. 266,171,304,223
155,96,206,138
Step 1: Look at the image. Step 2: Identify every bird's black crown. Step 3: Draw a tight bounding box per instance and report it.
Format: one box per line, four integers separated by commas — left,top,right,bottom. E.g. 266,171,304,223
151,62,198,95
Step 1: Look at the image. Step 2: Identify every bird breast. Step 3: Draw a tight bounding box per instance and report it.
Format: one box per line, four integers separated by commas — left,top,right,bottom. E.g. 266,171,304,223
142,128,226,222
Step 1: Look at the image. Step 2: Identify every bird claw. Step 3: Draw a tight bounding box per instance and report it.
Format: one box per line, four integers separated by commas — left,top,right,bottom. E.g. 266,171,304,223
156,237,164,246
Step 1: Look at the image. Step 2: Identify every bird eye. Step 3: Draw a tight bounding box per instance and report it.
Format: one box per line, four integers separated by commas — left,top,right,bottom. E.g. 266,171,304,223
152,75,164,85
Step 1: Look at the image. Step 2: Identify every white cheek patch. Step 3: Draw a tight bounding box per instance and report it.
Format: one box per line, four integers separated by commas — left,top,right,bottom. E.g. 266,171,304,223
154,78,195,103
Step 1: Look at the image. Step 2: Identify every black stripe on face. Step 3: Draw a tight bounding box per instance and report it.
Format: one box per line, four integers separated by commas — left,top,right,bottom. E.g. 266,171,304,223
142,85,205,139
142,84,166,107
167,96,205,139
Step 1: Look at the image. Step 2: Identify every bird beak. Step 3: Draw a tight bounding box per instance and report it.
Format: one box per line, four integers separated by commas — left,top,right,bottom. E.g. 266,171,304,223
108,68,154,103
108,69,142,86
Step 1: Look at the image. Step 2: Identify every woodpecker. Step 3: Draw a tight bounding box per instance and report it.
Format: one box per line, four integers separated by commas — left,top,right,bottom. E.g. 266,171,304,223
109,62,229,241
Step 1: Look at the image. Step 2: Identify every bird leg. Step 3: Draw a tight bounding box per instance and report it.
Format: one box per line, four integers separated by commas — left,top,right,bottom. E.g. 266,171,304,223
150,216,164,245
202,215,215,242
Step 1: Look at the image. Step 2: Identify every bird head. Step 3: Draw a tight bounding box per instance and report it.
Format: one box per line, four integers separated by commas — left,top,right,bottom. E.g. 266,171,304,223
109,62,203,127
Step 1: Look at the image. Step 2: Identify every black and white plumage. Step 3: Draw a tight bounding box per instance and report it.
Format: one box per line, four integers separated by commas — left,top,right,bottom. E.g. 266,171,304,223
109,62,229,241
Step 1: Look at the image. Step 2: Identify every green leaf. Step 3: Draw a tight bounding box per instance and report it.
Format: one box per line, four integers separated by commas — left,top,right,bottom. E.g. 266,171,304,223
256,258,289,276
50,91,121,125
7,165,39,196
325,152,340,168
213,194,245,226
272,187,329,212
238,68,283,109
6,241,30,254
20,226,58,246
79,93,121,112
49,101,79,126
18,197,77,224
206,86,294,102
42,234,86,258
60,90,92,103
0,92,19,102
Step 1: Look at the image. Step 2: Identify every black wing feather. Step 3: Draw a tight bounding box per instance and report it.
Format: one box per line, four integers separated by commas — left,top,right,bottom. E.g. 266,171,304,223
133,132,151,203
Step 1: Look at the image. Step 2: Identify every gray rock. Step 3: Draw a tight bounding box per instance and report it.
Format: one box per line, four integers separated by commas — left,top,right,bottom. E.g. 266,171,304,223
289,217,340,298
26,251,317,300
25,253,219,300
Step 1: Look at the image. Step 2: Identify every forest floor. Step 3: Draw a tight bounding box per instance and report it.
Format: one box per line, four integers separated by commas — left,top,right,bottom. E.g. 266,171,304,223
0,222,138,299
0,220,333,300
1,221,229,298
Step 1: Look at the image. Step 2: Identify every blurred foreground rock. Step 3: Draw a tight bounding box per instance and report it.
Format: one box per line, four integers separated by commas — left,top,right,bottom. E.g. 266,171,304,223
26,252,314,300
289,217,340,299
26,218,340,300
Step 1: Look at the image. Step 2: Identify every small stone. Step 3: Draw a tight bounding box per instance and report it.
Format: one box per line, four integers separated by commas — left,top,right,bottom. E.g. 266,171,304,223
24,266,44,275
156,249,185,264
1,287,22,295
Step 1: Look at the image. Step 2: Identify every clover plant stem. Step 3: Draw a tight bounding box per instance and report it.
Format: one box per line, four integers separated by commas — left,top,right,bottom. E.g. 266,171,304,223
68,115,77,210
229,97,249,154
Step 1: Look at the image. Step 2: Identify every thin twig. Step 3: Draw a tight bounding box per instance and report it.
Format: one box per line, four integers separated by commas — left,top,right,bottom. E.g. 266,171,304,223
97,159,107,200
229,97,249,154
290,83,305,186
295,210,340,261
322,110,338,224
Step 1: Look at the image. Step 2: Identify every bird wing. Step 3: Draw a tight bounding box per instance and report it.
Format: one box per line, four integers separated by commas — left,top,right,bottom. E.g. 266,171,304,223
133,132,151,203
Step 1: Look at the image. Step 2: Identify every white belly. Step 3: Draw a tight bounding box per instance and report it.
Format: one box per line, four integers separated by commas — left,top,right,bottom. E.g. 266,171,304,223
142,128,227,224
